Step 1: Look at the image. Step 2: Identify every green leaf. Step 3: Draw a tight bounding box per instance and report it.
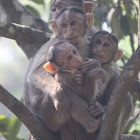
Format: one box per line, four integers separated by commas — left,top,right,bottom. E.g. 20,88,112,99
0,115,10,132
31,0,45,5
26,5,40,17
120,15,130,35
6,116,22,140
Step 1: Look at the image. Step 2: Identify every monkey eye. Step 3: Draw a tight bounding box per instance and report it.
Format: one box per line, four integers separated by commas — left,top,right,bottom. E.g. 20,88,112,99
71,21,76,26
61,23,68,28
51,7,56,12
67,55,72,61
103,43,109,47
73,50,77,55
95,39,101,45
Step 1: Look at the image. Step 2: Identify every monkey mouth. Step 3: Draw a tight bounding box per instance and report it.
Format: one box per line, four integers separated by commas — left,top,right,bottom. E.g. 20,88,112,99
67,37,79,40
91,54,104,59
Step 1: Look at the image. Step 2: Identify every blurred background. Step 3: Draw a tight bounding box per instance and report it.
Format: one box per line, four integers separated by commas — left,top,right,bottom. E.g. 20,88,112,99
0,0,139,139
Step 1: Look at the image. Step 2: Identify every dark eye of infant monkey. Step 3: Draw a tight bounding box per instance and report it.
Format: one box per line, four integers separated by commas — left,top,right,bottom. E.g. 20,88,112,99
50,0,83,20
90,31,118,64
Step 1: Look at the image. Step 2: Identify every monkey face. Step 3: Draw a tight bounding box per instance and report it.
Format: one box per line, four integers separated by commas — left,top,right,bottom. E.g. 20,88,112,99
56,12,86,44
91,37,117,64
55,42,83,70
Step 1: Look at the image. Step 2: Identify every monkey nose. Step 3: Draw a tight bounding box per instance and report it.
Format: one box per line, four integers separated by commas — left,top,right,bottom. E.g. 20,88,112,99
67,31,73,37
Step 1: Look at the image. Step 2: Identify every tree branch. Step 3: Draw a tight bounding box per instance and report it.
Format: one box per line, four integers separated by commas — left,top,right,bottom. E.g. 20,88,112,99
97,47,140,140
0,0,51,58
0,0,49,31
0,20,51,58
0,85,56,140
139,1,140,46
120,134,140,140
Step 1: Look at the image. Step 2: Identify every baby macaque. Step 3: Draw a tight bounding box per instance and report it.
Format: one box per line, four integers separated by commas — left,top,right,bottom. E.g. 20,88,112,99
89,31,120,99
42,40,106,133
89,31,133,140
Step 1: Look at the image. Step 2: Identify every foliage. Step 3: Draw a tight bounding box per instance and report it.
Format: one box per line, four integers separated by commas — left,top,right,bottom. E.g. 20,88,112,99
0,115,23,140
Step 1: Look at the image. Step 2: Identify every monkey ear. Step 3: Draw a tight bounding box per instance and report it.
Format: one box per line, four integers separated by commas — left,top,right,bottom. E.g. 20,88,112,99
82,1,93,13
114,49,123,62
86,13,94,30
49,20,58,36
43,62,59,74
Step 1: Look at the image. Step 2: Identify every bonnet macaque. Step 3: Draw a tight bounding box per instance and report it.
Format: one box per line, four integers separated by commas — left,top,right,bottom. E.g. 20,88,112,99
89,31,133,140
24,6,102,140
50,6,94,58
42,40,105,133
24,40,104,135
89,31,120,99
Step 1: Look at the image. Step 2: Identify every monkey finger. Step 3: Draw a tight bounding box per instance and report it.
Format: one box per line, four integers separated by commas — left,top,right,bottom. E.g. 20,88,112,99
75,74,82,80
88,105,98,112
89,109,101,117
101,73,107,84
93,111,104,117
80,61,100,71
89,100,96,105
75,78,82,84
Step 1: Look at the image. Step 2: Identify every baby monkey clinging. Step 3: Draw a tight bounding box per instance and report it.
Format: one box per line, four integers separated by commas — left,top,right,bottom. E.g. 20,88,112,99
43,40,105,133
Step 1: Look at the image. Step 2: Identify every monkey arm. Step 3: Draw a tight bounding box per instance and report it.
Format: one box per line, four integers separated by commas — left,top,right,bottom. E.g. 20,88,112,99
80,58,101,73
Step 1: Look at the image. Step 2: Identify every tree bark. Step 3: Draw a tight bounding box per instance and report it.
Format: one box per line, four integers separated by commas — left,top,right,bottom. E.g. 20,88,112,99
0,21,51,58
0,0,49,31
0,0,51,58
120,134,140,140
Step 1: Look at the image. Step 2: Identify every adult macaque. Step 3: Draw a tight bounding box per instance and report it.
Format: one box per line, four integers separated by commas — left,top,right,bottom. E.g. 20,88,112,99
24,6,102,140
42,40,105,133
50,0,93,20
89,31,133,140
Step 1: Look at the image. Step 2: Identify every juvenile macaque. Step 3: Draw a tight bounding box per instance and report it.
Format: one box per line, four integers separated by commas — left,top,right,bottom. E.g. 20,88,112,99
50,6,94,58
89,31,120,99
89,31,133,140
42,40,105,133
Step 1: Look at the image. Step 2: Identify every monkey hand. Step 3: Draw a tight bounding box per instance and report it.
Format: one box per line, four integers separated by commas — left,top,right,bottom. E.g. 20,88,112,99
89,68,107,84
80,58,101,73
54,95,71,112
88,100,104,118
74,70,86,85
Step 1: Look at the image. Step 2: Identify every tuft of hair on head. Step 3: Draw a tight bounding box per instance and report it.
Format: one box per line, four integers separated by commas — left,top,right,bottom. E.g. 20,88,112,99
51,0,83,7
55,6,85,20
47,40,68,63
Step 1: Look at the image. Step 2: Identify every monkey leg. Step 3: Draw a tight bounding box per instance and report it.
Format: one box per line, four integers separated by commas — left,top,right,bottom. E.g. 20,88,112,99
69,94,102,133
